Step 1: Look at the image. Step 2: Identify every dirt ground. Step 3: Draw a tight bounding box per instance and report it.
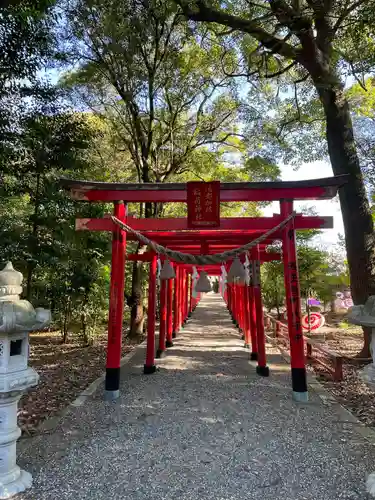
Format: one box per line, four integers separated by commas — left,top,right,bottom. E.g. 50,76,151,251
18,330,144,435
307,323,375,427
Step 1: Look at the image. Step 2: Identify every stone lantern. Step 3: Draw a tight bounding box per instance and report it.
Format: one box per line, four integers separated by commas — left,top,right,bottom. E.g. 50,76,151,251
348,296,375,386
0,262,51,498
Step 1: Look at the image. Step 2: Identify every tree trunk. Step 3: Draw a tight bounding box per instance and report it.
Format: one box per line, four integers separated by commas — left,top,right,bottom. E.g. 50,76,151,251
25,263,35,301
81,288,91,346
62,296,71,344
275,285,280,317
317,82,375,357
128,258,145,338
128,201,154,337
26,172,41,300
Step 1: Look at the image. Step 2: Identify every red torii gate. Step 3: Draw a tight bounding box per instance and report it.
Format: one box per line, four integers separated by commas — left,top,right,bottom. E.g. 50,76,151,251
125,248,279,375
62,175,348,402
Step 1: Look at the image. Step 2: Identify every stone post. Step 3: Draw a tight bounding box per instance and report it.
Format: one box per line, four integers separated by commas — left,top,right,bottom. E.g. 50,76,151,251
348,296,375,385
0,262,51,498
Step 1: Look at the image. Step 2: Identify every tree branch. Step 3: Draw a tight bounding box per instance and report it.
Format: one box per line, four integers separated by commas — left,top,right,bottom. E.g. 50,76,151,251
333,0,369,31
264,61,297,78
176,0,299,60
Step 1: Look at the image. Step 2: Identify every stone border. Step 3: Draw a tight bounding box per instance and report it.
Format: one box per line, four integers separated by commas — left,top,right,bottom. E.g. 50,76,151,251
70,341,145,408
270,341,375,445
18,338,148,455
308,376,375,444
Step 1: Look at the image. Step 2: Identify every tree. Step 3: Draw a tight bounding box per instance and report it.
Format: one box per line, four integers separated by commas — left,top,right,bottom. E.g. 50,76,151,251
0,0,54,93
60,0,249,336
1,107,92,292
0,103,115,343
0,0,56,167
0,3,137,345
262,259,284,316
176,0,375,356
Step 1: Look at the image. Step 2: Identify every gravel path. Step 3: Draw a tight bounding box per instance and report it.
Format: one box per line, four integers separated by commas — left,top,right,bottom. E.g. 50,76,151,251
17,294,375,500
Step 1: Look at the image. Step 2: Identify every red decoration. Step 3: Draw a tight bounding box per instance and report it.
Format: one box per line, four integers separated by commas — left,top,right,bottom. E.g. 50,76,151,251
301,312,325,331
187,181,220,228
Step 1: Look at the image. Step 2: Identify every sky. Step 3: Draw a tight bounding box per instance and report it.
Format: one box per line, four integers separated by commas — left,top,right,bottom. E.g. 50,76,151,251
262,160,344,249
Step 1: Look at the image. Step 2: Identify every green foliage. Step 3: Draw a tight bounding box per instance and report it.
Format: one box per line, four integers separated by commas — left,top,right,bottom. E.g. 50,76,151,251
61,0,244,186
345,77,375,187
0,0,54,93
261,260,284,314
261,218,349,313
0,0,56,157
0,103,116,343
60,0,280,193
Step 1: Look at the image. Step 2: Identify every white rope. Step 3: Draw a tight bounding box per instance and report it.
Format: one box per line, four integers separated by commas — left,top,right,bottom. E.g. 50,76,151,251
111,213,295,265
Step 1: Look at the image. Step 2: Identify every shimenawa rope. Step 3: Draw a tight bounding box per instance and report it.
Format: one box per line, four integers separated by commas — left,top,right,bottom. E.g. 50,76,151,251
111,212,295,265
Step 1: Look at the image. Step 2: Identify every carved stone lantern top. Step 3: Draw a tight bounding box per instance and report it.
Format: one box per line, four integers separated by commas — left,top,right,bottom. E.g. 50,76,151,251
0,262,23,302
0,262,51,334
348,296,375,328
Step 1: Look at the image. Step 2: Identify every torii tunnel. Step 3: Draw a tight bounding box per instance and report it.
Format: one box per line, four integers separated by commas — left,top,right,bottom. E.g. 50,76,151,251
61,175,348,402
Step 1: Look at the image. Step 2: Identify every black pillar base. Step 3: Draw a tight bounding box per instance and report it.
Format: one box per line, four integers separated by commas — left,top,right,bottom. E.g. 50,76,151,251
188,312,192,318
250,352,258,361
166,339,174,348
240,334,245,340
256,365,270,377
156,349,166,359
143,364,156,374
105,367,120,392
172,332,177,338
243,343,250,348
291,367,308,392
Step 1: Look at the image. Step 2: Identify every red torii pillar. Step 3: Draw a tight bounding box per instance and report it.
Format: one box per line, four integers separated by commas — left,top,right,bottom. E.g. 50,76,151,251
281,200,308,401
105,201,127,400
238,283,245,338
223,279,228,304
230,283,235,320
184,271,188,321
173,266,180,338
243,284,251,349
248,281,258,361
189,273,194,316
252,246,269,376
227,282,232,313
177,267,183,330
166,265,174,348
179,268,184,327
183,270,188,320
156,278,167,358
185,272,190,320
182,269,188,325
232,283,238,326
144,254,157,374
